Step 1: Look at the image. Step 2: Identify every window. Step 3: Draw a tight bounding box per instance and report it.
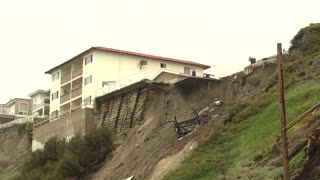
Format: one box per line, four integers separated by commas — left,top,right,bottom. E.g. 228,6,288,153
184,67,191,74
84,54,93,65
84,75,92,85
19,103,29,115
84,96,92,105
160,63,167,68
52,72,60,81
52,91,59,101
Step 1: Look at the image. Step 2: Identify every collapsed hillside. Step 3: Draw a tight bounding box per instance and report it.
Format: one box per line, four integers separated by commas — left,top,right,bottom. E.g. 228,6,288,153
0,123,32,179
1,23,320,180
90,63,278,180
91,23,320,180
163,23,320,179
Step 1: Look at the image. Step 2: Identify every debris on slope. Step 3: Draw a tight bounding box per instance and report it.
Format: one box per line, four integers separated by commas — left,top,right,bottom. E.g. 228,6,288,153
90,63,278,180
149,140,198,180
0,124,32,175
291,119,320,179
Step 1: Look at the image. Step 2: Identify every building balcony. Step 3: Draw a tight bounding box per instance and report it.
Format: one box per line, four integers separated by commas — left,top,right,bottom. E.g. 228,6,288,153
61,74,71,84
0,107,13,115
72,67,83,79
96,71,146,97
33,98,50,110
71,87,82,99
60,93,71,104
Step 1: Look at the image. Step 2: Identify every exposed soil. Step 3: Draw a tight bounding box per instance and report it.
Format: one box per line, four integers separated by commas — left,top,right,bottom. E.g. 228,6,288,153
291,113,320,180
0,125,31,171
90,63,278,180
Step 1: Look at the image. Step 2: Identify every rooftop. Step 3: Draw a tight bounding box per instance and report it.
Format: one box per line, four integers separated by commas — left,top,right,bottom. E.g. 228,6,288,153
29,89,50,97
45,46,210,74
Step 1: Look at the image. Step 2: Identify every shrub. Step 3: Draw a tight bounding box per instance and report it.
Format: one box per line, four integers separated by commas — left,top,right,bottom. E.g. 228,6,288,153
57,150,81,177
289,23,320,57
22,149,47,173
43,137,65,161
19,127,113,179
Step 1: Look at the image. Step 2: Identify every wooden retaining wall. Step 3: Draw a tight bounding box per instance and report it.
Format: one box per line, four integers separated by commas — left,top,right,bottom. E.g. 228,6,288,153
96,85,164,133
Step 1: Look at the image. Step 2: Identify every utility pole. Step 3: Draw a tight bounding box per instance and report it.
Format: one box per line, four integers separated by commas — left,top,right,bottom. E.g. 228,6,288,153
277,43,290,180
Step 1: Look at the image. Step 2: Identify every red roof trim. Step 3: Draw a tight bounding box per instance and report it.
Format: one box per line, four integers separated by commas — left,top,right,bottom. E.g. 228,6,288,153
45,46,210,74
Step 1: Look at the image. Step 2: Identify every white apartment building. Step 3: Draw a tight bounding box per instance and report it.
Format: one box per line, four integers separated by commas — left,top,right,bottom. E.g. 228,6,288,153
29,90,50,118
45,46,210,117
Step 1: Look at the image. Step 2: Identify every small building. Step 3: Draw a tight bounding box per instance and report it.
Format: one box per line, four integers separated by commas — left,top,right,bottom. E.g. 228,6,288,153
244,55,278,75
29,89,50,118
0,98,32,124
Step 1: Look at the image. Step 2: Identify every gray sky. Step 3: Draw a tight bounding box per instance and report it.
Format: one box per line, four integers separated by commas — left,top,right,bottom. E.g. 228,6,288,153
0,0,319,103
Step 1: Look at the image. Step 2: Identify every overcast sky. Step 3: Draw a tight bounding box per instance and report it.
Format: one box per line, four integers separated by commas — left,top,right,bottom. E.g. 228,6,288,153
0,0,319,103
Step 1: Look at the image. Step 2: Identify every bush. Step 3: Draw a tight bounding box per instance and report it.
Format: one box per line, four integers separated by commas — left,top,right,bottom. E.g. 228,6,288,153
58,150,81,177
43,137,65,161
19,127,113,180
289,23,320,57
22,150,47,173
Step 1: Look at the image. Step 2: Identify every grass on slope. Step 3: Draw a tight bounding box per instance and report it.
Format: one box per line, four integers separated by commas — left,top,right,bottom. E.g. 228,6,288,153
0,169,19,180
163,79,320,180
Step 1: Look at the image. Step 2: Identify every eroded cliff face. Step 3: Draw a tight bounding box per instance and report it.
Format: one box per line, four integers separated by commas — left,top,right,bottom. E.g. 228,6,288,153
0,125,31,171
90,63,278,180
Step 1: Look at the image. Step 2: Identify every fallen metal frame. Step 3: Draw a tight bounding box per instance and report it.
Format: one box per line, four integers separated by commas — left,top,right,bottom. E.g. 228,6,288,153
162,107,208,137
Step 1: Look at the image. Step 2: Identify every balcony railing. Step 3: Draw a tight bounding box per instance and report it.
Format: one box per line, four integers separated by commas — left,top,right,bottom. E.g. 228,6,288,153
72,67,83,79
71,87,82,99
96,71,146,97
0,107,13,115
0,116,34,129
60,93,71,104
61,74,71,84
33,98,50,109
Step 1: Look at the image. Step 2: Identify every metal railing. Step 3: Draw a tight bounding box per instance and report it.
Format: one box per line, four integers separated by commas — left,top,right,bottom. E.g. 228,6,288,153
61,74,71,84
33,98,50,109
0,107,14,115
244,58,277,75
96,71,146,97
60,93,71,104
34,100,94,128
0,116,33,129
72,67,83,79
71,87,82,99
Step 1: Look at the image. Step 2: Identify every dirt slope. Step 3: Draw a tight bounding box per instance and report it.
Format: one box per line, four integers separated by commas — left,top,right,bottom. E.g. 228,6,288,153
0,125,31,172
290,115,320,180
90,63,277,180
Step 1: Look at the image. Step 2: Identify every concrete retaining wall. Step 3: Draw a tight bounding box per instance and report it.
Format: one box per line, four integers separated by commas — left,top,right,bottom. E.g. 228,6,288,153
32,108,95,151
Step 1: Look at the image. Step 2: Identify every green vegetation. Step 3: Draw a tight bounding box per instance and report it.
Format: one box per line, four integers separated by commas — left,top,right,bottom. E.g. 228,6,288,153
15,127,112,180
164,23,320,180
289,23,320,57
163,79,320,180
289,149,305,171
0,122,33,134
0,171,20,180
16,122,33,135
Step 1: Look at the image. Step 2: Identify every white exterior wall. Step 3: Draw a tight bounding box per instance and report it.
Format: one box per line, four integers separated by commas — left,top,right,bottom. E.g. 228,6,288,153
50,69,61,114
117,53,203,80
81,50,121,103
32,93,47,106
84,50,204,102
8,104,15,115
48,49,205,114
